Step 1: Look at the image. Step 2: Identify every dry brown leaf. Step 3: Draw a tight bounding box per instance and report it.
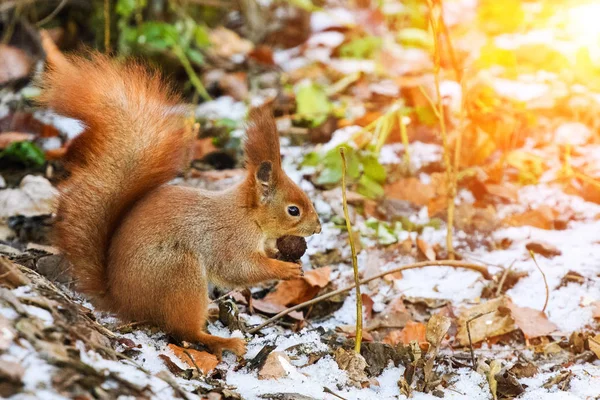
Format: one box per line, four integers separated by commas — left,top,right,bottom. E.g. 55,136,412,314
258,351,295,380
454,203,499,234
333,347,368,388
209,27,253,58
264,267,330,306
485,183,519,203
525,241,561,258
167,344,218,374
589,335,600,358
0,45,33,84
361,293,374,320
426,314,451,350
251,299,304,320
417,238,436,261
506,300,557,339
383,321,427,347
456,296,517,346
384,178,435,207
302,267,331,288
502,206,556,230
218,72,248,101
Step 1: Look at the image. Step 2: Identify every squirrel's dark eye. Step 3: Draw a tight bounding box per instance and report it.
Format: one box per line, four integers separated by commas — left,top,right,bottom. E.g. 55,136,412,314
287,206,300,217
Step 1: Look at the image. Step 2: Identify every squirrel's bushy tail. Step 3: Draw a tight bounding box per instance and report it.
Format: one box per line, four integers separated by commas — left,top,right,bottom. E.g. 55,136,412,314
39,52,190,297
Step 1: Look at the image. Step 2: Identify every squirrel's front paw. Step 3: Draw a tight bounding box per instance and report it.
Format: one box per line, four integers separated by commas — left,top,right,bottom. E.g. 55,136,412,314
278,261,304,280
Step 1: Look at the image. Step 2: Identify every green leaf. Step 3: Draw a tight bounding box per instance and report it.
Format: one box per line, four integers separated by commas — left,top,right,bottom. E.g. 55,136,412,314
377,223,398,245
194,25,211,48
397,28,432,49
116,0,137,18
295,82,332,127
186,48,205,66
339,36,382,59
359,153,386,183
357,174,384,199
315,167,343,186
0,141,45,167
137,22,178,50
302,151,321,167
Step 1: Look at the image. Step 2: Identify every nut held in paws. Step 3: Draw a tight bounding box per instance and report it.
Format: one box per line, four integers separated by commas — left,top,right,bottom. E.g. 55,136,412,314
276,236,307,262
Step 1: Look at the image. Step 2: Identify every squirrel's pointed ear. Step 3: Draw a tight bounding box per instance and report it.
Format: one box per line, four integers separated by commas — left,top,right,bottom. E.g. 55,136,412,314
256,161,274,202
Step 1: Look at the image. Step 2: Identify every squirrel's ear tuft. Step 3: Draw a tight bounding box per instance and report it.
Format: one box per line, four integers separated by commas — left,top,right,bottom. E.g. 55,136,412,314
256,161,275,202
244,104,281,169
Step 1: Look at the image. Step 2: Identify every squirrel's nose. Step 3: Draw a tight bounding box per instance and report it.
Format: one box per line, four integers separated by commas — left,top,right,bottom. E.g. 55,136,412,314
313,221,322,234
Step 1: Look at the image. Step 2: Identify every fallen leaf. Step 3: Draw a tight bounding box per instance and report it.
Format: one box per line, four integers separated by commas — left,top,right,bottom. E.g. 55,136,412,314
509,361,539,378
589,335,600,358
0,45,33,84
383,321,427,347
258,351,296,380
525,241,561,258
248,45,275,65
0,360,24,397
453,204,499,234
264,267,330,306
167,344,218,374
218,72,248,101
506,300,557,339
209,27,253,58
384,178,435,207
251,299,304,320
367,297,411,330
334,347,368,388
426,314,451,350
485,182,519,203
456,296,517,346
362,293,374,320
416,238,436,261
502,206,556,230
0,175,58,218
159,354,187,376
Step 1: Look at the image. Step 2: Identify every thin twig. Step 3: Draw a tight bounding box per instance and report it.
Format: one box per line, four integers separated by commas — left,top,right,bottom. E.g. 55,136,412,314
438,0,462,82
495,260,516,297
528,251,549,313
247,260,490,334
340,147,362,354
35,0,67,27
465,311,493,370
324,387,348,400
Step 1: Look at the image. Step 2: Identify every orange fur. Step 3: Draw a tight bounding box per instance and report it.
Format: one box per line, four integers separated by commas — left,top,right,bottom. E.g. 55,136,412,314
40,51,321,358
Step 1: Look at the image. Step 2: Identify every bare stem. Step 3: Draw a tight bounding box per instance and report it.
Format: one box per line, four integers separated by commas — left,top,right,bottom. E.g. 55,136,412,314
173,45,211,101
528,251,549,313
428,0,454,259
247,260,491,334
340,147,363,354
104,0,111,53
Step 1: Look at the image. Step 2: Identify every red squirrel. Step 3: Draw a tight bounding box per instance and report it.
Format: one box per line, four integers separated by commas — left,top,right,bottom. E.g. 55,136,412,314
39,51,321,358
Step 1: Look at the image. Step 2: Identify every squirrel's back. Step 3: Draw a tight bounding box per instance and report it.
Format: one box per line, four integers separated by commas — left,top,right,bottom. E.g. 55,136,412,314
39,53,192,297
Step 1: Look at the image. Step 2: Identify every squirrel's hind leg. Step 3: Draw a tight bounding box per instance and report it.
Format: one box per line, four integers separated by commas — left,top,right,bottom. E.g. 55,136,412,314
162,255,246,359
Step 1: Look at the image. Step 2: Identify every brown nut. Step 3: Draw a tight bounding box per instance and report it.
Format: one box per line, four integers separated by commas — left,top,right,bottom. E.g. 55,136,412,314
276,236,307,262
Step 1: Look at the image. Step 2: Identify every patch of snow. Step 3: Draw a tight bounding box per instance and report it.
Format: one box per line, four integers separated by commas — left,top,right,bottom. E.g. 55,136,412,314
195,96,247,122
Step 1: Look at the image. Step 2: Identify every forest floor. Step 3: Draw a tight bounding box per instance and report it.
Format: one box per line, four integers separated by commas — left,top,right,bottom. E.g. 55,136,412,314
1,1,600,399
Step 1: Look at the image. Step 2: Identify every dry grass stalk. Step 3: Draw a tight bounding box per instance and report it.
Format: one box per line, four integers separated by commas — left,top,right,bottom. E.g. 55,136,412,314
340,147,363,354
